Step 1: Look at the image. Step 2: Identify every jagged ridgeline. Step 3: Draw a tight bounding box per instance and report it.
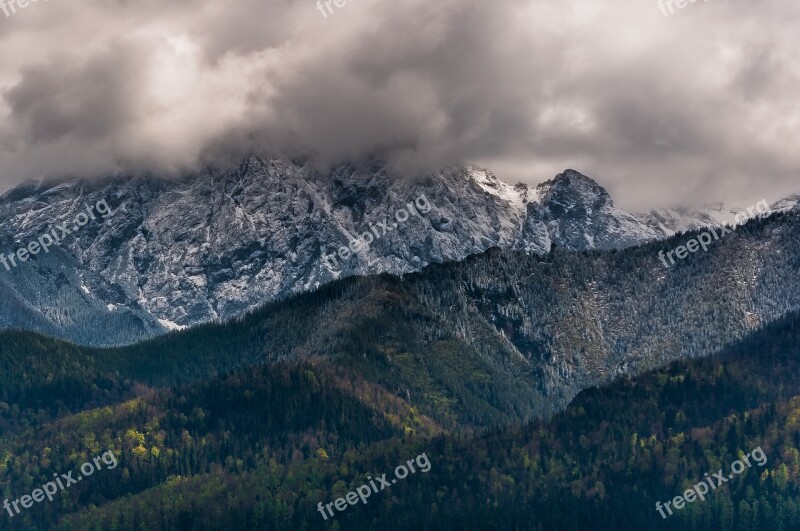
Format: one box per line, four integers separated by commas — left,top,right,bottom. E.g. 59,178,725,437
2,160,782,346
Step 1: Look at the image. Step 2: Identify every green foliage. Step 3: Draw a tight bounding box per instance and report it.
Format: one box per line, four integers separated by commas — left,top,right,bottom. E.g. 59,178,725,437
3,309,800,529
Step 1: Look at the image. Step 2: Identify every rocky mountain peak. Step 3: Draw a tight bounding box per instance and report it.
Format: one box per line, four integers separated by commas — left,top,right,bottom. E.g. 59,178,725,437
537,169,612,212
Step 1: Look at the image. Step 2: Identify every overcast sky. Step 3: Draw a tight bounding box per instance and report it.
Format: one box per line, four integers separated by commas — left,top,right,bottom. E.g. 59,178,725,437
0,0,797,209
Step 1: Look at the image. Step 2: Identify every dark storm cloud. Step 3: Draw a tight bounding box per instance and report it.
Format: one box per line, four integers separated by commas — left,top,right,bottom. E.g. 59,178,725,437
5,44,145,144
0,0,797,208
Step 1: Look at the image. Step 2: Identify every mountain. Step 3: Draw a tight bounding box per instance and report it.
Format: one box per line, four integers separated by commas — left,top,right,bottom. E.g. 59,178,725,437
0,158,784,345
68,311,800,531
2,208,797,433
2,257,800,530
646,204,739,235
772,193,800,213
132,209,800,424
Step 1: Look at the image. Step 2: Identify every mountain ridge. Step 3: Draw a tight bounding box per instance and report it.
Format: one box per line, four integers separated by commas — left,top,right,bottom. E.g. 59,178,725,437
0,158,794,345
3,209,796,431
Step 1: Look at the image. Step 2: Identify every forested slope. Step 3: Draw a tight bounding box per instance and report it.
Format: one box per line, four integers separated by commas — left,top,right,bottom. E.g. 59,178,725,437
3,306,799,530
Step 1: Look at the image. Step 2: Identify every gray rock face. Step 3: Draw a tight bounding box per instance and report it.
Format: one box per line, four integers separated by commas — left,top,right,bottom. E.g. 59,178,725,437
0,157,788,345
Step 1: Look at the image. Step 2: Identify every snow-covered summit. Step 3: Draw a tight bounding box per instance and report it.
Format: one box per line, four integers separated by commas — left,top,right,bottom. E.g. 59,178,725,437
772,194,800,213
0,158,794,345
